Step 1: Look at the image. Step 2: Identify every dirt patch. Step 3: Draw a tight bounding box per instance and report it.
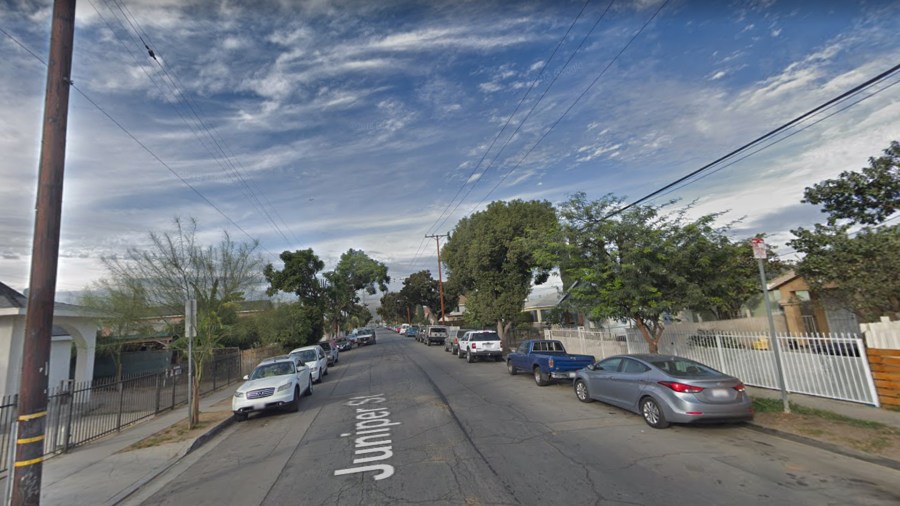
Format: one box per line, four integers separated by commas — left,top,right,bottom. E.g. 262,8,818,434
751,401,900,458
122,410,232,452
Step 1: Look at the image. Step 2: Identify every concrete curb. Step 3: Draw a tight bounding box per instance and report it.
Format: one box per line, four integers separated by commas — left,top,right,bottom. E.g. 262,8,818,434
744,422,900,472
187,415,235,454
109,415,235,505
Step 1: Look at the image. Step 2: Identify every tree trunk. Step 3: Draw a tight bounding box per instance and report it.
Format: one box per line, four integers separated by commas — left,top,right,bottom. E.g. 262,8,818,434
496,320,513,354
635,318,664,354
189,378,200,429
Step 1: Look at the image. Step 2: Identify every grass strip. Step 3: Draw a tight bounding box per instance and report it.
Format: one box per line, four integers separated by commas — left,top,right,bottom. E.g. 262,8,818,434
752,398,899,433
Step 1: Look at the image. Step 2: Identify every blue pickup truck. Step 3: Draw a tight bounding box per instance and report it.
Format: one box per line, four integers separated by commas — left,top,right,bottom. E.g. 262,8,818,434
506,340,595,386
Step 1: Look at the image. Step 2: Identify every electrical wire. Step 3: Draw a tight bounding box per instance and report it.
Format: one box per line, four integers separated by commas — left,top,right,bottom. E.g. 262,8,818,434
645,76,900,205
0,24,281,261
467,0,670,216
404,0,601,275
102,0,298,246
604,61,900,219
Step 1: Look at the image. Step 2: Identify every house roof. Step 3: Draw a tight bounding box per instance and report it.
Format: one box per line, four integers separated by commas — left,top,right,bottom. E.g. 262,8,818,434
0,282,27,308
767,270,799,291
0,281,91,314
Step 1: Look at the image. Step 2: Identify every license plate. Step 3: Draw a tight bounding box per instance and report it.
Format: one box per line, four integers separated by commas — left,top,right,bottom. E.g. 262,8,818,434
710,388,729,398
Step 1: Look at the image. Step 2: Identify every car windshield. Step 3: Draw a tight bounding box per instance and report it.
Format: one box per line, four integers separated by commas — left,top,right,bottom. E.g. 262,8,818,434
648,358,722,378
319,342,332,350
472,332,500,341
292,350,318,362
431,327,446,332
249,362,294,380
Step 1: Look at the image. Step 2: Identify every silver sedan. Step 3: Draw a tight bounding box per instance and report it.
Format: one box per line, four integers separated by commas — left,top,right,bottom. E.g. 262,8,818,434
573,354,753,429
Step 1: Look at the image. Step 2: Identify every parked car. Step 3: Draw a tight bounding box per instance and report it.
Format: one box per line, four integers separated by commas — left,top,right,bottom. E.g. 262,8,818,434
336,337,353,352
232,356,312,421
457,330,503,362
424,326,448,346
356,328,377,345
444,331,460,354
406,325,420,339
318,340,339,365
573,354,753,429
507,339,595,386
289,345,329,383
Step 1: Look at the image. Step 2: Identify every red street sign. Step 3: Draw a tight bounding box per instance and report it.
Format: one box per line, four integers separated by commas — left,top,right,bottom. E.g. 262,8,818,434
750,237,767,259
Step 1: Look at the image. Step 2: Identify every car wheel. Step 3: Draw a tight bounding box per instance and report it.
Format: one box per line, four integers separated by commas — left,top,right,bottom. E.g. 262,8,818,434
640,397,670,429
466,351,475,363
507,361,517,375
324,366,329,376
305,377,313,396
457,349,465,359
233,412,248,422
533,367,549,387
574,380,593,403
288,387,301,412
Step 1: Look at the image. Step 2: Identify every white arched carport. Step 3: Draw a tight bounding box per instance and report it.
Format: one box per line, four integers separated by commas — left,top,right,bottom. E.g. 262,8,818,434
0,283,99,396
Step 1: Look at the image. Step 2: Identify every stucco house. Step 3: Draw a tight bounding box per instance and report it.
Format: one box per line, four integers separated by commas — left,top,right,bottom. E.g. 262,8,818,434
0,281,99,395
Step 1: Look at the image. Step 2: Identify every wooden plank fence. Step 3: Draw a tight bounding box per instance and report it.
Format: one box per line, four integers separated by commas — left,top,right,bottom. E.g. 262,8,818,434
867,348,900,408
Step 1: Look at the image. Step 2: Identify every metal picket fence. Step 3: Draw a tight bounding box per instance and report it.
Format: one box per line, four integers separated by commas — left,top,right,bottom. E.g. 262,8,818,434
545,327,879,406
0,351,242,477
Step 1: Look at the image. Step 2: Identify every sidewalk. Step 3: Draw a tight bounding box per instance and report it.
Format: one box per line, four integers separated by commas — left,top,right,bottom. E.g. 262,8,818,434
0,388,237,506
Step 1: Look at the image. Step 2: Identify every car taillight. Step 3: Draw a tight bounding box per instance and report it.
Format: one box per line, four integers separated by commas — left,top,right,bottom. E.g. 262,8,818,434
471,342,476,348
733,383,746,392
658,381,704,393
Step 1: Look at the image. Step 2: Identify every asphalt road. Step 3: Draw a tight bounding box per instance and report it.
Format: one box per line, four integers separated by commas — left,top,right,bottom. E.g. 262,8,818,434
136,328,900,506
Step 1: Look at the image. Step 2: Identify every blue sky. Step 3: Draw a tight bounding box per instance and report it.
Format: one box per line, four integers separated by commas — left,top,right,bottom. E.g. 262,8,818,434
1,0,898,299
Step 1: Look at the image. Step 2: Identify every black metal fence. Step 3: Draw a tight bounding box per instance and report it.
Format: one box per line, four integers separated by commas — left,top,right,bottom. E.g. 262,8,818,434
0,351,242,477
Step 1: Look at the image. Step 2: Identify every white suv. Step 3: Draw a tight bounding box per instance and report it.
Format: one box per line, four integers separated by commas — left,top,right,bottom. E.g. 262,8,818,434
289,345,329,383
232,356,313,421
457,330,503,362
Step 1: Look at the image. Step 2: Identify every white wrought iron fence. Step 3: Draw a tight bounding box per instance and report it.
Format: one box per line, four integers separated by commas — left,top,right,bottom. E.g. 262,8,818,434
546,327,879,407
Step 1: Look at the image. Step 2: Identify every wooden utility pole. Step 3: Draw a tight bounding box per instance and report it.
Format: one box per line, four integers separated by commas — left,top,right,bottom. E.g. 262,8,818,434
425,234,449,325
11,1,76,504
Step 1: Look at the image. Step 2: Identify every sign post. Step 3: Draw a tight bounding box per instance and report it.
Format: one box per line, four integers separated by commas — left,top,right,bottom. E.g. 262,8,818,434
752,237,790,413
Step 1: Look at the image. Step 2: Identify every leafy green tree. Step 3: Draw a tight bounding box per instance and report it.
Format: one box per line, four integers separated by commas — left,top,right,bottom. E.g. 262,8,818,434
556,193,763,353
378,292,408,324
442,199,557,351
80,278,156,381
265,248,388,336
264,249,325,301
322,249,389,335
789,141,900,321
801,141,898,226
225,302,323,350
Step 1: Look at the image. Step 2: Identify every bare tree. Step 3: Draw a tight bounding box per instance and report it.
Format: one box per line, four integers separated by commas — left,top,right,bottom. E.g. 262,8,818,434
101,217,263,427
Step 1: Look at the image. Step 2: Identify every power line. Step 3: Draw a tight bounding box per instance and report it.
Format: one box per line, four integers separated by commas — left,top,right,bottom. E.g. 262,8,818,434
467,0,670,216
434,0,617,235
101,0,297,246
405,0,600,275
645,75,900,205
604,61,900,219
0,24,281,261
